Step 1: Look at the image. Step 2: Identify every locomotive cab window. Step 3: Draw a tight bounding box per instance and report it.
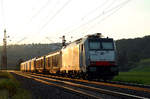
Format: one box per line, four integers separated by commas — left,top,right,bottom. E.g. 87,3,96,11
89,41,101,50
102,42,114,50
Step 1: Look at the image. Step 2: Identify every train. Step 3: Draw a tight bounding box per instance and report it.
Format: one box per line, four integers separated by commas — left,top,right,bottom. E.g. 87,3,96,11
20,33,118,80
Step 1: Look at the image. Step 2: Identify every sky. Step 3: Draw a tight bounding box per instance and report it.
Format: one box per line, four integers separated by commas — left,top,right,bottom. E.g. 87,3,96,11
0,0,150,44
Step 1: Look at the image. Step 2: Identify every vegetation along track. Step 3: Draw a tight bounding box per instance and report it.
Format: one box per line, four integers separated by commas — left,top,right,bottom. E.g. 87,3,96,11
12,71,150,99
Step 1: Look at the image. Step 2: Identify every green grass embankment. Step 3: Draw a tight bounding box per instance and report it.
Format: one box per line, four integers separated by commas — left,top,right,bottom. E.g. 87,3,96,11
0,71,31,99
112,58,150,85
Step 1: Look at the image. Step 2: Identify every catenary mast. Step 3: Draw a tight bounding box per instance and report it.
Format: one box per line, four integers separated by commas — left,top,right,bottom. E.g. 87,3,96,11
1,29,7,70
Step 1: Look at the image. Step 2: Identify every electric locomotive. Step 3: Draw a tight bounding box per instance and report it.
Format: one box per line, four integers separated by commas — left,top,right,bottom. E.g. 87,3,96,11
60,33,118,79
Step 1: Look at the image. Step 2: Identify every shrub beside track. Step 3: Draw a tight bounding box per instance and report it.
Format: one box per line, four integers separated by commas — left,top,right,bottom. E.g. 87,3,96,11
0,71,31,99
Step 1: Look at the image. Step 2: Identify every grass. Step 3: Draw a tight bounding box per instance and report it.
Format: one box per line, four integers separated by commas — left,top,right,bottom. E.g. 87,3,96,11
130,58,150,72
0,90,9,99
0,71,31,99
112,58,150,85
113,72,150,85
12,88,32,99
0,72,13,79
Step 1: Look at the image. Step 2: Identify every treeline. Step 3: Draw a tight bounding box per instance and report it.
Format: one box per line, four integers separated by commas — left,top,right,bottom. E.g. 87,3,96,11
0,43,61,70
0,35,150,71
116,35,150,71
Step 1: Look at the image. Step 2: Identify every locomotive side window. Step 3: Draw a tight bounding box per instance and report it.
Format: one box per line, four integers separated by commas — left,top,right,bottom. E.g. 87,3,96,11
89,41,100,50
102,42,114,50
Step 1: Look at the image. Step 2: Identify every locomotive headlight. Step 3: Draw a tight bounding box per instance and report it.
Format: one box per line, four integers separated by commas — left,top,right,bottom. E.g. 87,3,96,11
89,67,96,72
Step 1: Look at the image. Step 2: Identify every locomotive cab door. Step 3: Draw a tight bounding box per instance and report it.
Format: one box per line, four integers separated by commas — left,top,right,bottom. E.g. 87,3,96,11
80,43,87,73
80,44,83,67
80,44,86,69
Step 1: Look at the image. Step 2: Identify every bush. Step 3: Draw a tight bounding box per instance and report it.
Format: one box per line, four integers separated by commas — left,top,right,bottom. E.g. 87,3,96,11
0,72,31,98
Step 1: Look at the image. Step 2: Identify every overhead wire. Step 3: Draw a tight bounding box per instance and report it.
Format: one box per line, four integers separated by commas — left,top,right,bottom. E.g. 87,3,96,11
30,0,52,22
67,0,131,34
16,37,27,44
36,0,60,33
84,0,131,32
1,0,34,45
82,0,111,20
11,0,130,44
45,37,54,43
59,0,110,36
29,0,114,42
87,0,131,33
38,0,60,22
39,0,72,33
7,36,27,45
75,0,129,33
18,0,56,44
62,0,115,34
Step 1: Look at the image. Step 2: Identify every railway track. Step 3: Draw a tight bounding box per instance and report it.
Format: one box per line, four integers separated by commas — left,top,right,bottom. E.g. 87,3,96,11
12,71,150,99
30,72,150,90
105,80,150,89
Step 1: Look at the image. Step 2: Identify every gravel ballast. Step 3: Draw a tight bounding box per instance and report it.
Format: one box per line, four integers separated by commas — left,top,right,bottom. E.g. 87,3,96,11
11,73,88,99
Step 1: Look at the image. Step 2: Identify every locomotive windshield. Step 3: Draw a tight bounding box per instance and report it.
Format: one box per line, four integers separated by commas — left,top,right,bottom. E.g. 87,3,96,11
102,42,114,50
89,40,114,50
89,41,101,50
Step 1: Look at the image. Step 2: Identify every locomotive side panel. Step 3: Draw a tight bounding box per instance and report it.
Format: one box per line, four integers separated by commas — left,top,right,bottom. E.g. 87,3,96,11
61,44,80,72
79,39,89,73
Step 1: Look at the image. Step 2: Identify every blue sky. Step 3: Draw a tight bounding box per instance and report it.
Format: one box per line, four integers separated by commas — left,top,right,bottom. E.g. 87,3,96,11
0,0,150,44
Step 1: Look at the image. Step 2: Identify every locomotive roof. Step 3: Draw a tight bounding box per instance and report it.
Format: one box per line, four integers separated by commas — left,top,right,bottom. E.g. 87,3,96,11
63,33,113,48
